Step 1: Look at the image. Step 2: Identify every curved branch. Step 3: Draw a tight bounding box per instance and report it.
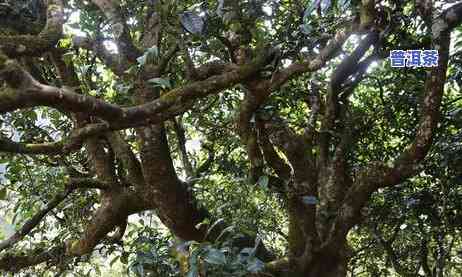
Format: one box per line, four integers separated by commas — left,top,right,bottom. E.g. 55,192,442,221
0,123,110,155
0,189,71,252
0,137,63,155
106,132,145,187
0,48,277,129
319,31,379,166
381,27,451,188
256,120,292,180
0,59,124,120
0,178,109,253
327,11,456,245
0,191,145,272
68,177,111,190
0,245,65,272
67,189,145,256
269,28,352,90
121,48,277,127
263,117,314,179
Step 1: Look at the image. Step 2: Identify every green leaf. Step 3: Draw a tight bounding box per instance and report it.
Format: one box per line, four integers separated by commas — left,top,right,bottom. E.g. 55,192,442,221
147,78,171,90
257,175,269,188
137,47,159,67
147,46,159,57
180,11,205,35
137,54,147,67
204,248,226,265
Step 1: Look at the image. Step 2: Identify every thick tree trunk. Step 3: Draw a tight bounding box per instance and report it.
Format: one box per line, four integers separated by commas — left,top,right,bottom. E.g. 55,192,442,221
277,244,349,277
305,250,348,277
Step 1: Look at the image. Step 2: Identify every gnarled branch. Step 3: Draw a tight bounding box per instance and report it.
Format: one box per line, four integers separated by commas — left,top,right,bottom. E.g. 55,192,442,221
0,122,109,155
0,245,65,272
0,178,107,253
0,48,277,130
328,9,457,245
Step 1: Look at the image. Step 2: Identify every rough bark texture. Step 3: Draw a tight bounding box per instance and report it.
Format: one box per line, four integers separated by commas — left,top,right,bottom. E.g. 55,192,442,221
0,0,461,275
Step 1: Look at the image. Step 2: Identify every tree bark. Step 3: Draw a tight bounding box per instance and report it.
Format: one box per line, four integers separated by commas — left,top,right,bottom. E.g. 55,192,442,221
305,249,349,277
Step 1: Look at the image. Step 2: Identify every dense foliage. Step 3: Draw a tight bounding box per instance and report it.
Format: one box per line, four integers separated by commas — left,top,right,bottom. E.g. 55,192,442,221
0,0,461,276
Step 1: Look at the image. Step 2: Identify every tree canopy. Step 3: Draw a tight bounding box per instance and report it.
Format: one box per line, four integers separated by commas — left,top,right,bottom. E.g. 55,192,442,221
0,0,461,276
